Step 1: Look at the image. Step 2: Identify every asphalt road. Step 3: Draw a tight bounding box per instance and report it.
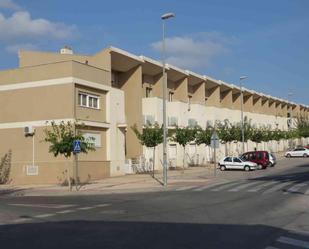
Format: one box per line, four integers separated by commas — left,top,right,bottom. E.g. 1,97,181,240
0,158,308,249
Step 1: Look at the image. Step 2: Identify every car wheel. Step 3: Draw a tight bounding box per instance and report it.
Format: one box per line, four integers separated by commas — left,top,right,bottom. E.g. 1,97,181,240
244,165,250,171
286,154,291,158
303,153,308,158
220,165,226,171
258,164,262,170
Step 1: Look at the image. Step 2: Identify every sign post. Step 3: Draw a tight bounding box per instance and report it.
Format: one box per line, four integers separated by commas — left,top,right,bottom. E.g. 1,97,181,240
211,131,219,177
73,140,81,188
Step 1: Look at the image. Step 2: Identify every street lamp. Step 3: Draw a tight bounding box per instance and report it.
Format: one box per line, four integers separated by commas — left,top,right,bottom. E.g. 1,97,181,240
161,12,175,187
240,76,248,154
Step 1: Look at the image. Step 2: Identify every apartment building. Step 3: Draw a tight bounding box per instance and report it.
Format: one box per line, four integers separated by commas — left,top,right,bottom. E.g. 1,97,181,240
0,46,308,184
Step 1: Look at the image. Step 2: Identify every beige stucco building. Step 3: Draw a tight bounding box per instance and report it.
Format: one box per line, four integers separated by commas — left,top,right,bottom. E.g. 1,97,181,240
0,46,308,184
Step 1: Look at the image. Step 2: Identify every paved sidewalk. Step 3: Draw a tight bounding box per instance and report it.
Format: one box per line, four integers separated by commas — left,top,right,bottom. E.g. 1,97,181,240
0,166,219,197
0,152,286,197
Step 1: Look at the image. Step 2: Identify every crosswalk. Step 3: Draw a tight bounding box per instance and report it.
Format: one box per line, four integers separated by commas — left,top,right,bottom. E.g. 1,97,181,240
265,235,309,249
172,179,309,195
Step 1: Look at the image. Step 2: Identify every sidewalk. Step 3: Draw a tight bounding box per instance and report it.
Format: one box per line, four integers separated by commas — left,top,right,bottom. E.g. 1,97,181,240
0,166,219,197
0,152,286,197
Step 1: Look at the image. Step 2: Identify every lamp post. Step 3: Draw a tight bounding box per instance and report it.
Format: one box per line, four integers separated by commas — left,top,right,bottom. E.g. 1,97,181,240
287,91,293,148
161,12,175,187
240,76,248,154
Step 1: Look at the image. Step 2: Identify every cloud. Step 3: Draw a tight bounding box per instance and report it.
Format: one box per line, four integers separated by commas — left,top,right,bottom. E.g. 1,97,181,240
151,32,235,70
0,0,21,10
0,11,75,41
5,43,38,54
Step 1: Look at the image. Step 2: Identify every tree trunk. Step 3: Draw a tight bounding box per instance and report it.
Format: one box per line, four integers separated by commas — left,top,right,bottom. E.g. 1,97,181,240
183,146,186,173
152,147,155,177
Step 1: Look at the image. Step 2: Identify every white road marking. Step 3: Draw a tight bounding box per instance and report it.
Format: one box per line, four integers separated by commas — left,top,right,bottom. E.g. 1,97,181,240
248,181,277,192
211,181,242,191
34,213,55,218
175,186,199,191
56,209,76,214
95,204,111,208
262,182,293,194
12,218,32,223
77,206,95,210
228,181,261,192
8,203,77,209
192,182,228,192
284,183,307,195
277,236,309,248
264,246,279,249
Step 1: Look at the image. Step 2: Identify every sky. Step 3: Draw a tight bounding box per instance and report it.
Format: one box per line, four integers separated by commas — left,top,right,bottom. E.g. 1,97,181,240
0,0,308,105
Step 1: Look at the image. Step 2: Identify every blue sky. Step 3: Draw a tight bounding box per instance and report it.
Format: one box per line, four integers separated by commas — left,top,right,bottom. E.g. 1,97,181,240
0,0,308,105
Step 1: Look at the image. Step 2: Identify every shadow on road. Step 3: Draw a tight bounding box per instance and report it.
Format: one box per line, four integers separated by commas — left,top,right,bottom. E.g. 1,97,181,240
1,220,306,249
0,187,27,197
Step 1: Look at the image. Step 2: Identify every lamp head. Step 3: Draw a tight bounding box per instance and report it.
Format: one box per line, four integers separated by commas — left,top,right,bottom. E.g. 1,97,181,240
240,76,248,81
161,13,175,20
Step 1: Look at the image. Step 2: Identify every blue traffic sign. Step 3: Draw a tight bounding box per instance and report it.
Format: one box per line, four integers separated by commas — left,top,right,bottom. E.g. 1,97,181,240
73,140,81,153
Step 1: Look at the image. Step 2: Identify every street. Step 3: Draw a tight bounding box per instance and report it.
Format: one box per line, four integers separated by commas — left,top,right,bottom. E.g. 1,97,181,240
0,158,308,249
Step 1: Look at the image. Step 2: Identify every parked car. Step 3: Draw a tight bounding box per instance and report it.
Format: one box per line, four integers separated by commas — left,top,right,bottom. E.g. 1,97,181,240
218,156,258,171
285,148,309,158
240,151,271,169
269,153,276,167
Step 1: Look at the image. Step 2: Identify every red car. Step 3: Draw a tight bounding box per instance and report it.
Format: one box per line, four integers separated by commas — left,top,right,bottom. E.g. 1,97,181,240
241,151,271,169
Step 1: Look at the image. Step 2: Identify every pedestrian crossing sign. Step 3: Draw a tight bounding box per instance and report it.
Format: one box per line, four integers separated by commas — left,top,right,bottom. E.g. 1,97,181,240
73,140,81,153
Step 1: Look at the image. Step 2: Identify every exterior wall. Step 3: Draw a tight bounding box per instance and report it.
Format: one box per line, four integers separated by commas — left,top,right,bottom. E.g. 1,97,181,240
231,91,241,110
173,77,188,102
106,87,126,176
142,97,291,169
19,51,89,68
220,89,232,108
0,62,125,184
0,83,73,123
191,82,205,105
244,95,253,112
0,127,72,185
252,96,262,113
206,86,220,107
118,65,143,159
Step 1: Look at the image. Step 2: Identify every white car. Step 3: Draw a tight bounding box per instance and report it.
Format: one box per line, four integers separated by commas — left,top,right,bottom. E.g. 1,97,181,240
218,156,258,171
285,148,309,158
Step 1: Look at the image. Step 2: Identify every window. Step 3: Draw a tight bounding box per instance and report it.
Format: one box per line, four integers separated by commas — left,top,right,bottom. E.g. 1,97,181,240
188,118,198,127
233,157,242,163
168,116,178,126
241,154,248,160
83,132,101,147
258,152,263,160
251,153,256,160
143,115,155,125
168,92,174,102
146,87,152,98
78,92,100,109
224,157,232,162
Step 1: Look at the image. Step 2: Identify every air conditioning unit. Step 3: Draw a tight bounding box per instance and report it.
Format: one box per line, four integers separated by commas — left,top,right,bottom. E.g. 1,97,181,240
24,126,34,135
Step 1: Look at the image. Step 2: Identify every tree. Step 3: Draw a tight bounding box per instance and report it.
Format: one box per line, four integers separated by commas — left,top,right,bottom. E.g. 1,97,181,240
195,126,212,146
296,116,309,138
131,123,163,176
44,121,95,158
195,126,213,164
44,121,95,188
170,126,197,171
250,127,264,148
